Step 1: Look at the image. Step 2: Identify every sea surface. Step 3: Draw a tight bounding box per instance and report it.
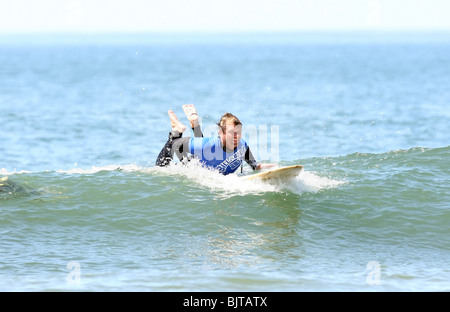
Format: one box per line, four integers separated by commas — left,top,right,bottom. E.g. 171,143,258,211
1,32,449,291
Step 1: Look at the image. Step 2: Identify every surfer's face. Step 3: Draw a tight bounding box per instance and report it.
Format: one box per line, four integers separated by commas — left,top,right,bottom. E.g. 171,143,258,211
220,122,242,150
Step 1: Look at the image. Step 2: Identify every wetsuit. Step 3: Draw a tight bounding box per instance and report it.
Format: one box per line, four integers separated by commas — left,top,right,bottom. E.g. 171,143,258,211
155,125,258,175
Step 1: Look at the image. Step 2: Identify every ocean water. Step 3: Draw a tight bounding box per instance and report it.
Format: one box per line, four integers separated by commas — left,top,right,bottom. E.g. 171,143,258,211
1,32,449,291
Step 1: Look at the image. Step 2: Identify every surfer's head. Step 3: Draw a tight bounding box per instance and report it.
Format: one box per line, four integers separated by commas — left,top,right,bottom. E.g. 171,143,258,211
218,113,242,150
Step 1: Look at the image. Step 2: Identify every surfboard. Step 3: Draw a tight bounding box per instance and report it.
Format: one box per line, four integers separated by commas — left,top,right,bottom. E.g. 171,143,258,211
242,165,304,182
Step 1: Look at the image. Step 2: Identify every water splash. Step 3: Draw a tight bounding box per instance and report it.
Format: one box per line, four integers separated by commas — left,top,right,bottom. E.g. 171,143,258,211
150,160,345,196
3,161,345,197
288,171,346,194
56,164,143,174
1,168,32,175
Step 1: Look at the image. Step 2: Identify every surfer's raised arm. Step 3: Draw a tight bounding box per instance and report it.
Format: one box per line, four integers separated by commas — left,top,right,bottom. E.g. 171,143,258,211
155,105,275,174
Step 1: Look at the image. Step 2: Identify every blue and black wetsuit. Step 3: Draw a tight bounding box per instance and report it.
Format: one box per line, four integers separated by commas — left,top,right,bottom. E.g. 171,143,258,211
155,125,258,174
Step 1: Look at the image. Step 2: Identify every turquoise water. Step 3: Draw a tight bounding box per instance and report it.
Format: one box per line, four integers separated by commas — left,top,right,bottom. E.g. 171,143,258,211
1,32,449,291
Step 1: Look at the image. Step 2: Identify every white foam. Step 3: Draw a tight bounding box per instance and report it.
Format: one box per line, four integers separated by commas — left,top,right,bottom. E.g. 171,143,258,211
1,168,32,175
288,171,346,194
56,164,144,174
150,159,278,195
3,163,345,196
150,160,345,196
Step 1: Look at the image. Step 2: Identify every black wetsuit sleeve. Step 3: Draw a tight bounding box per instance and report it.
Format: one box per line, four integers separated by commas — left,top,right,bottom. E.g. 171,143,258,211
245,147,258,170
192,125,203,138
172,137,191,161
155,131,192,166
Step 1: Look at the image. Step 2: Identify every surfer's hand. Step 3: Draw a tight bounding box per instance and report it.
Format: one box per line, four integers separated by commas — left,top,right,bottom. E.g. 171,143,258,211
256,163,277,170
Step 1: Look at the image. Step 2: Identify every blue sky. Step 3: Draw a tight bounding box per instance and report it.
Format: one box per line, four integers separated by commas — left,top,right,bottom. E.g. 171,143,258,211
1,0,450,33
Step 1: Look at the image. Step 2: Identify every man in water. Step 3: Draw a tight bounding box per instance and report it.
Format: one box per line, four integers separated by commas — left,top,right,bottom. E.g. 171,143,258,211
155,104,275,175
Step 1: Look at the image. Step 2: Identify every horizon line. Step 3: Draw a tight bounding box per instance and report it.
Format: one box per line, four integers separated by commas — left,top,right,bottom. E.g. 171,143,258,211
1,29,449,45
1,28,450,35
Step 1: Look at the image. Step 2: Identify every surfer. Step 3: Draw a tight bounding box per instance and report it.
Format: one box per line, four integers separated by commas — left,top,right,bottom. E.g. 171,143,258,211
155,104,275,175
